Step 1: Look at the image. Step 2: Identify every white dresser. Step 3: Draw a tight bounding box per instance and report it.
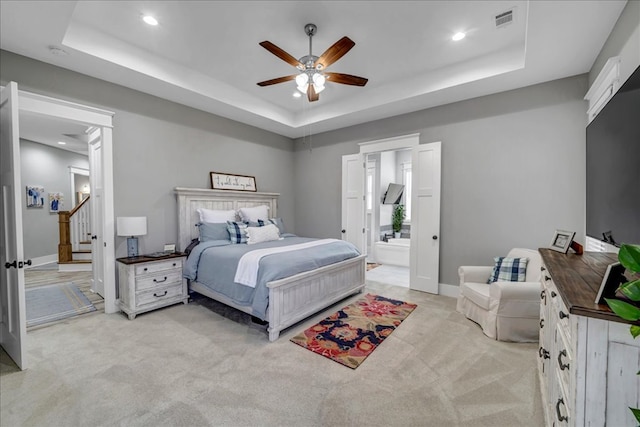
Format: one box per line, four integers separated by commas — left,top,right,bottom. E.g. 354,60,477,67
538,249,640,426
117,252,188,320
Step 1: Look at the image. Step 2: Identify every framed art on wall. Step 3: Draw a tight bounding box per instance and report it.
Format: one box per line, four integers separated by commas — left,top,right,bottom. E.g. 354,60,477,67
549,229,576,253
26,185,45,208
49,192,64,212
210,172,257,192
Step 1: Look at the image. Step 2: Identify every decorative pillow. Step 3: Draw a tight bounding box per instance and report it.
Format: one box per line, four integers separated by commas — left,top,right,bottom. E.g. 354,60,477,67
488,257,529,283
227,221,249,244
246,223,280,245
197,208,236,223
238,205,269,222
198,222,230,242
257,218,285,234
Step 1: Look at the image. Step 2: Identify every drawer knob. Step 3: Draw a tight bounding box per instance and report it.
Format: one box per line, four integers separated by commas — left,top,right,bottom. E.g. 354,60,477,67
551,291,557,298
559,311,569,320
556,398,568,422
153,276,168,283
544,275,551,282
153,290,168,298
144,267,148,272
558,349,570,371
173,263,177,267
539,319,544,329
540,290,546,302
541,266,546,272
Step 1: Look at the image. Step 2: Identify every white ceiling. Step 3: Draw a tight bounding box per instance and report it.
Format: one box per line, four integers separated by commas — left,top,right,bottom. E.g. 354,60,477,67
0,1,627,141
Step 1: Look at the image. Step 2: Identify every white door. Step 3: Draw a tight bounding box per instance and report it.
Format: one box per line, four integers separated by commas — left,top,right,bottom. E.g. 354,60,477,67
0,82,27,370
88,130,104,297
410,141,441,293
341,154,365,254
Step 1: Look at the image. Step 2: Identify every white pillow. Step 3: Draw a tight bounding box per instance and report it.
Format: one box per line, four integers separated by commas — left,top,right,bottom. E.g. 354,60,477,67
246,223,280,245
239,205,269,222
197,208,236,223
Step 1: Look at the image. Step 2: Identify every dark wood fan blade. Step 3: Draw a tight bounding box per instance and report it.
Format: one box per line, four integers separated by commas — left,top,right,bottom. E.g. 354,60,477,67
257,75,297,86
325,72,368,86
259,41,302,68
307,84,319,102
315,37,355,69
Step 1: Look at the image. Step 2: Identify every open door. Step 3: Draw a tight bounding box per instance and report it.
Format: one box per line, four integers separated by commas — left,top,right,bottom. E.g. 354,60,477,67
341,154,365,254
88,129,104,297
0,82,27,370
410,141,441,293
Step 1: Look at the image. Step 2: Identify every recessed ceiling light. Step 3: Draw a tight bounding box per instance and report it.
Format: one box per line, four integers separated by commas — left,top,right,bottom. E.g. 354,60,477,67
452,32,466,41
57,141,66,145
292,92,302,98
142,15,158,26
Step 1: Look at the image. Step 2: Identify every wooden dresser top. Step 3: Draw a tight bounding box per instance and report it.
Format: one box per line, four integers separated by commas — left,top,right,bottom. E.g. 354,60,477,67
538,248,632,324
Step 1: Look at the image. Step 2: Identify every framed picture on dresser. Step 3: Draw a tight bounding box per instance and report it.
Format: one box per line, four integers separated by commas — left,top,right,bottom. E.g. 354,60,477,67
549,229,575,253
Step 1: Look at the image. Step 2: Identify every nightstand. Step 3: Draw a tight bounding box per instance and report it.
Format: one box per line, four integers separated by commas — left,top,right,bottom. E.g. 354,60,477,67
116,252,188,320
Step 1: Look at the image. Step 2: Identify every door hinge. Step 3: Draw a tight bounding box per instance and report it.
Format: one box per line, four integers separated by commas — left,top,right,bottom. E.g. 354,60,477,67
363,228,365,233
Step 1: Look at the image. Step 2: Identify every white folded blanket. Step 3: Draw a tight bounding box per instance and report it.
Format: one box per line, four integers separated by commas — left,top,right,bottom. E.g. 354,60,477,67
234,239,340,288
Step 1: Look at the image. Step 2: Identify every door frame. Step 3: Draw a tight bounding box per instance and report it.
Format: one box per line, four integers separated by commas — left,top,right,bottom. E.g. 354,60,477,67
17,89,118,313
358,133,420,260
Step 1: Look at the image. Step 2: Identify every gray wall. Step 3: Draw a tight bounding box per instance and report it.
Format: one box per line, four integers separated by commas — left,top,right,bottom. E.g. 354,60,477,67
20,139,89,259
293,76,589,286
1,51,295,258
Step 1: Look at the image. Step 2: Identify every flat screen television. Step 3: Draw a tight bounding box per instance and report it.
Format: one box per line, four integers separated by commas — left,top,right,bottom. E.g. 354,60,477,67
382,183,404,205
586,64,640,247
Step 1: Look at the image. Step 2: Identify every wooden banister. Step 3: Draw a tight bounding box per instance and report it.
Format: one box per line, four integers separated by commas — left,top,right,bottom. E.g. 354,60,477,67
58,211,72,263
58,195,91,263
69,194,90,216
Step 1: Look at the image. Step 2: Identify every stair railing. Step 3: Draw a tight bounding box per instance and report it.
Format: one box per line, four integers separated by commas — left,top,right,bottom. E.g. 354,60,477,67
58,195,91,263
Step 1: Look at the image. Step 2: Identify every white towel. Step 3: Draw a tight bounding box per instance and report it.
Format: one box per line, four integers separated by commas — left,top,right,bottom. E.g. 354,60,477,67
234,239,340,288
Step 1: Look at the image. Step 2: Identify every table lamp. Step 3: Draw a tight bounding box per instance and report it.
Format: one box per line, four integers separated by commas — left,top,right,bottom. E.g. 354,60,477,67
117,216,147,257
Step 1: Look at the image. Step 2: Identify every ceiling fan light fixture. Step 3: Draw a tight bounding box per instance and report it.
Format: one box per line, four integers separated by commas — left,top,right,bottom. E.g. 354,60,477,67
312,73,326,93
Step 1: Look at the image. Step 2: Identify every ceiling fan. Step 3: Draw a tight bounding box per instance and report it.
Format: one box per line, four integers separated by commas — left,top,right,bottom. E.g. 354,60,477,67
257,23,368,102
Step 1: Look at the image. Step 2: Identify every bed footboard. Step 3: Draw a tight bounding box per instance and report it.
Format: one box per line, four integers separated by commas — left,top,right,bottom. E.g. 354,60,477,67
266,254,366,341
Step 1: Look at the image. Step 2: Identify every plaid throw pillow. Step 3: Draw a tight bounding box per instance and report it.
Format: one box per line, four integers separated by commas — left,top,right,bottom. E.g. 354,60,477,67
487,257,529,283
226,221,249,244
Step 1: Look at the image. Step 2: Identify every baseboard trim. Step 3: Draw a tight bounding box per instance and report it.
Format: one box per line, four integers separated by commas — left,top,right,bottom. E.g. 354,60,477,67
25,253,58,268
439,283,459,298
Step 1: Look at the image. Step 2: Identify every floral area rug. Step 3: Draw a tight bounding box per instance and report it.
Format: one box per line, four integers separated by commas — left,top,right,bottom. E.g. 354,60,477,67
290,293,417,369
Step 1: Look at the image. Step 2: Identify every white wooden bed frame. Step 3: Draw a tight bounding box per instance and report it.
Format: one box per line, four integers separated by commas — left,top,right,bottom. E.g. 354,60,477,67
175,187,366,341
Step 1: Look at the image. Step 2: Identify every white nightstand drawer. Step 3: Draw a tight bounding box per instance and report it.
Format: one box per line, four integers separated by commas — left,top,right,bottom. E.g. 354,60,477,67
136,284,183,307
135,260,181,276
136,271,182,292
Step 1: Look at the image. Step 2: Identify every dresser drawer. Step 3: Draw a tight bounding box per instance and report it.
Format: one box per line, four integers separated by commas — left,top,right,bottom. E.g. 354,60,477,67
135,259,181,276
136,271,182,292
136,283,183,307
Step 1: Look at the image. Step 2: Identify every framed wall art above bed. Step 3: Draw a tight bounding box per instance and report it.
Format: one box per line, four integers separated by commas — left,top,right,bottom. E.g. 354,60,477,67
174,187,366,341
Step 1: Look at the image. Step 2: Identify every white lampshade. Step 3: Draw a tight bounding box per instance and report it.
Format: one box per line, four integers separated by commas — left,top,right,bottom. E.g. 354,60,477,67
117,217,147,237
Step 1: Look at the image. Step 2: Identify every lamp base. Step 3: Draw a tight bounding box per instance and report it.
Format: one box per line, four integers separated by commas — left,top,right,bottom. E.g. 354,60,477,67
127,237,139,257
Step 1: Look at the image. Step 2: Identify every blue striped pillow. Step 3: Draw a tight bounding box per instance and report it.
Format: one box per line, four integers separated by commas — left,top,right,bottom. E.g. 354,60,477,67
226,221,249,244
487,257,528,283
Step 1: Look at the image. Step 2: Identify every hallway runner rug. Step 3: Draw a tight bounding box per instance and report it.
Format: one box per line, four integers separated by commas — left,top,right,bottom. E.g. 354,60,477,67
290,293,417,369
26,282,96,327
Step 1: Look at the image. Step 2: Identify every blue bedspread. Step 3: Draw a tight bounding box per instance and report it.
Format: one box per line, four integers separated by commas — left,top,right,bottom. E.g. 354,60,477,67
184,235,360,319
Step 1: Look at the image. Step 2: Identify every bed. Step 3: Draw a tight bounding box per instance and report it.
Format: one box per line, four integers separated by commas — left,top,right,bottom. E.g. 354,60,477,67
175,187,366,341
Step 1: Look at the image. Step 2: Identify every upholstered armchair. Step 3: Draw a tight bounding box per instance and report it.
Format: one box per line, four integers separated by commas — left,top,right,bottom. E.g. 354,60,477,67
456,248,542,342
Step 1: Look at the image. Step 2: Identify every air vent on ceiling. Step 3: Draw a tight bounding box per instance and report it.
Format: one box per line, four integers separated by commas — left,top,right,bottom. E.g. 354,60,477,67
495,10,514,28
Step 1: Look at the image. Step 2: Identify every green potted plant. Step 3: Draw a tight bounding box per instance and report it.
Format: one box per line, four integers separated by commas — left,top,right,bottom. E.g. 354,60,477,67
392,204,405,238
604,243,640,423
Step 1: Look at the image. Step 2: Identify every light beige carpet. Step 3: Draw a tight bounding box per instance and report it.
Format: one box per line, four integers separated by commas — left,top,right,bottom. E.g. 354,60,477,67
1,281,543,426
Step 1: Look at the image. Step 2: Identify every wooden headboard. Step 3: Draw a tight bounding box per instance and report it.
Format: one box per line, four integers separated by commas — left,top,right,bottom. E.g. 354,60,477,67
174,187,279,251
